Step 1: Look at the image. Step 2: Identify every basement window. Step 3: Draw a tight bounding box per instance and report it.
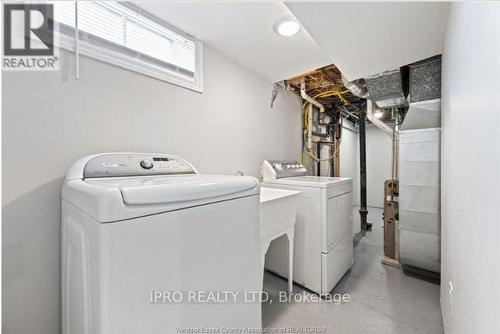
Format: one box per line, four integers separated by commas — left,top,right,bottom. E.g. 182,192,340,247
52,1,203,92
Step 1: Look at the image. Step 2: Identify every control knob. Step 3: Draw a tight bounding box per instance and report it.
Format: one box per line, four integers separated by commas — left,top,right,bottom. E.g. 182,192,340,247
140,159,153,169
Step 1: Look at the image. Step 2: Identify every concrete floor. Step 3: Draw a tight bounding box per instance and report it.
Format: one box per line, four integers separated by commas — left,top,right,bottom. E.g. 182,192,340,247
262,207,443,334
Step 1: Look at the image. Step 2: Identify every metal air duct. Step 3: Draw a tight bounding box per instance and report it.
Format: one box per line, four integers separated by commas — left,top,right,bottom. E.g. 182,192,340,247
366,69,405,108
341,75,369,99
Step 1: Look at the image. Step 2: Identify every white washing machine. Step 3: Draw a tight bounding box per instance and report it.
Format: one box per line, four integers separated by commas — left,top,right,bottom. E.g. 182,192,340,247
262,160,353,295
62,153,261,334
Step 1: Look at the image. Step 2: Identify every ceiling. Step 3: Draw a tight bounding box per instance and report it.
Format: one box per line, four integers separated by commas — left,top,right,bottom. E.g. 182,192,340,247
135,1,331,83
287,2,449,80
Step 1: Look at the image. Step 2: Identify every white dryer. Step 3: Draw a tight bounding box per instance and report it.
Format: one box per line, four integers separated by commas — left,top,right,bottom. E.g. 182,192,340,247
62,153,261,334
262,160,353,295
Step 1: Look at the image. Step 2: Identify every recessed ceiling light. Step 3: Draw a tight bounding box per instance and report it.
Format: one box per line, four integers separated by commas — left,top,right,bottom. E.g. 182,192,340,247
274,17,300,37
374,111,384,119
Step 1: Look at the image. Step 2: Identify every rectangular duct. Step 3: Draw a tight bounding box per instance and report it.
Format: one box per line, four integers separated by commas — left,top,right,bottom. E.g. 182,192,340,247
409,55,441,103
365,69,405,108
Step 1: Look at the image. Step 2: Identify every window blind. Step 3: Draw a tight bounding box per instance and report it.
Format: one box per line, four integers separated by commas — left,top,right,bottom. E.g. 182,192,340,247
52,1,201,90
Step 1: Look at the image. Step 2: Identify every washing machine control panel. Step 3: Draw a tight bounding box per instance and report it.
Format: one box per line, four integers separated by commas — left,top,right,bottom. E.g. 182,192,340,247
262,160,307,180
84,154,197,178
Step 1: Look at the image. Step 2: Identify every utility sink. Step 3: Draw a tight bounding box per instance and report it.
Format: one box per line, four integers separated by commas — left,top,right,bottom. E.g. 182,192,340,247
260,187,300,239
260,187,300,293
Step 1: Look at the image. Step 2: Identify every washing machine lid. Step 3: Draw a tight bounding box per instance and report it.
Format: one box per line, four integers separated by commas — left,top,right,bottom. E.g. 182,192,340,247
265,176,352,188
62,153,259,223
63,174,259,223
97,174,258,205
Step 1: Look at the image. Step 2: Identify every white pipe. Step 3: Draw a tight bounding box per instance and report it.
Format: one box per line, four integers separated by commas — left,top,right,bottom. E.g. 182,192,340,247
300,82,324,113
366,99,393,136
300,82,324,150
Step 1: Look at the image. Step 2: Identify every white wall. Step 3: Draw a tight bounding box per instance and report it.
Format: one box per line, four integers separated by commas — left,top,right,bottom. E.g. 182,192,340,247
339,122,392,232
326,124,391,210
2,47,302,334
441,3,500,333
366,125,392,208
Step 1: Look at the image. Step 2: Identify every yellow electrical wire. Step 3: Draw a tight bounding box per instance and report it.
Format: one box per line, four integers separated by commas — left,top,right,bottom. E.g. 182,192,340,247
301,103,309,165
335,92,349,104
313,89,350,99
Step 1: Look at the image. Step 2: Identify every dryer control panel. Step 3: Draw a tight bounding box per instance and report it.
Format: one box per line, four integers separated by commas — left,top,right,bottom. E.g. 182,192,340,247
262,160,307,181
83,153,197,178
